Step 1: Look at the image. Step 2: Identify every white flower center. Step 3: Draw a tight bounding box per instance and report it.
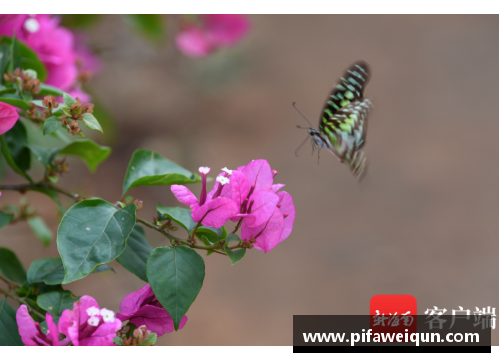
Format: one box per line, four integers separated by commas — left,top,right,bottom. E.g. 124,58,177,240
24,18,40,33
198,166,210,175
87,316,100,326
216,176,230,185
86,306,101,317
100,308,115,322
221,167,232,175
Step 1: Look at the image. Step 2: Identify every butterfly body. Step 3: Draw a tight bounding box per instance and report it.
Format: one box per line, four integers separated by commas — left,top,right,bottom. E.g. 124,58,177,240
307,61,372,180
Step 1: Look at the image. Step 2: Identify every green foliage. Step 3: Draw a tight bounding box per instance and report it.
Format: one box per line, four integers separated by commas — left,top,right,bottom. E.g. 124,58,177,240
0,86,16,95
0,37,47,82
38,83,64,96
157,205,196,233
126,15,167,43
57,139,111,173
27,216,53,247
224,245,246,265
42,116,63,135
0,299,23,346
116,224,153,282
57,200,137,284
0,96,30,110
122,149,201,196
0,247,27,285
0,211,14,229
0,122,33,183
82,113,103,133
37,290,78,317
63,92,77,107
147,246,205,331
27,258,65,285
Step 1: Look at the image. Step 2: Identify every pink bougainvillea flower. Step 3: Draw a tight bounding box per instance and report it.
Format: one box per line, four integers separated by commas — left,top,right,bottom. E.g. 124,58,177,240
171,167,238,228
0,101,19,135
117,284,187,336
175,14,250,58
58,295,121,346
16,305,67,346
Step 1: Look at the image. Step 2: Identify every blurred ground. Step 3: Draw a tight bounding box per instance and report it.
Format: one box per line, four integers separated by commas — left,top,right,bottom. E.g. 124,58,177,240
1,15,498,345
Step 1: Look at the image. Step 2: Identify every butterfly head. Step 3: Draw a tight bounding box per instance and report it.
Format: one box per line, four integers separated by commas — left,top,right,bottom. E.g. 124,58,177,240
308,128,328,148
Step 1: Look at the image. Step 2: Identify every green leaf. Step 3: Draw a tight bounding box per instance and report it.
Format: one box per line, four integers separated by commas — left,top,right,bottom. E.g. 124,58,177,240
0,211,14,229
113,336,123,346
57,139,111,173
0,247,27,285
0,299,23,346
0,44,11,84
57,200,137,284
147,246,205,331
62,92,76,107
37,290,78,317
116,224,153,282
27,258,65,285
38,83,64,96
39,316,60,335
2,121,30,172
224,245,246,265
26,144,59,167
93,264,115,274
225,233,241,243
9,34,20,72
156,205,196,233
0,86,16,95
0,37,47,82
0,134,33,183
122,149,201,196
0,96,30,110
30,186,65,215
140,332,157,346
82,113,103,133
127,14,166,43
196,226,225,243
27,216,53,247
42,116,62,135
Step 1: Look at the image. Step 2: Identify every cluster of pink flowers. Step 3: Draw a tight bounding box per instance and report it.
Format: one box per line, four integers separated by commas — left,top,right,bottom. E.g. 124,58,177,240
175,14,250,58
16,284,181,346
0,14,100,101
171,159,296,253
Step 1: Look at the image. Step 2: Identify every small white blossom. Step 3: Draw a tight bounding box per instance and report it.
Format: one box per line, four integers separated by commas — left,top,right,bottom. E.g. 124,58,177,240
221,167,232,175
216,176,230,185
87,316,100,326
198,166,210,175
24,18,39,33
86,306,100,317
100,308,115,322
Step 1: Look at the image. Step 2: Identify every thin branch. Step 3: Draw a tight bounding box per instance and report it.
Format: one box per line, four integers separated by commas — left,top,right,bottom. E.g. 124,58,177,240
0,287,46,320
0,274,19,288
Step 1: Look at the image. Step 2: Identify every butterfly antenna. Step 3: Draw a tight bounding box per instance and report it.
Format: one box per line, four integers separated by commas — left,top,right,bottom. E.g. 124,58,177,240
295,134,311,157
292,102,313,127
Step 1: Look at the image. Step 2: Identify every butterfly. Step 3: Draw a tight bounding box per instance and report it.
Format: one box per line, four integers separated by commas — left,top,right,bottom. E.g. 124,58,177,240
297,61,372,181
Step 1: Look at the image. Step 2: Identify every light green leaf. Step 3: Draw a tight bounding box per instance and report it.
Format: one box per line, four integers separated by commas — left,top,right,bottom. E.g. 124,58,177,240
0,96,30,110
156,205,196,234
62,92,76,107
82,113,103,133
38,83,64,96
0,299,23,346
140,332,157,346
0,211,14,229
26,144,59,167
0,247,26,285
0,37,47,82
122,149,201,196
27,216,53,247
126,14,166,43
37,290,78,317
57,200,137,284
116,224,153,282
42,116,62,135
224,245,246,265
147,246,205,331
57,139,111,173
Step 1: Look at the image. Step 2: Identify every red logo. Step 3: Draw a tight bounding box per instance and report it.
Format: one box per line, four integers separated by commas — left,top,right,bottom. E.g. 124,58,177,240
370,295,417,335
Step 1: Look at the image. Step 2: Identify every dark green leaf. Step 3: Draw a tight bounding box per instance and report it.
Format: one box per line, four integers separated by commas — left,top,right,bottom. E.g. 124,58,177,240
147,246,205,331
116,224,153,282
9,34,20,72
0,96,30,110
38,83,64,96
37,290,78,317
0,211,14,229
57,200,137,284
92,264,115,274
0,44,11,84
62,92,76,107
2,121,31,172
27,216,53,247
0,299,23,346
224,245,246,265
30,186,65,215
0,247,26,284
196,226,225,243
225,233,241,243
0,134,32,183
122,149,201,196
0,37,47,82
156,205,196,233
82,113,103,133
57,139,111,173
27,258,65,285
42,116,62,135
126,14,166,43
26,144,59,167
0,86,16,95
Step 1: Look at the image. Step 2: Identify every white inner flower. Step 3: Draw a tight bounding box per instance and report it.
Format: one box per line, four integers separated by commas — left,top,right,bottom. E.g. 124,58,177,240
24,18,40,33
216,176,230,185
198,166,210,175
221,167,232,175
86,306,101,317
100,308,115,322
87,316,100,326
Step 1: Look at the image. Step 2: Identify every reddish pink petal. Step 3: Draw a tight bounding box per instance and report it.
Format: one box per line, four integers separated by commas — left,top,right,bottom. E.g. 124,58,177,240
240,159,273,192
171,185,199,206
276,191,295,242
58,308,76,342
243,191,278,228
46,313,60,346
270,183,286,193
192,197,238,228
124,305,187,336
242,208,285,253
80,319,121,346
175,26,212,58
15,305,40,346
0,102,19,135
118,283,155,316
204,14,251,47
230,170,250,207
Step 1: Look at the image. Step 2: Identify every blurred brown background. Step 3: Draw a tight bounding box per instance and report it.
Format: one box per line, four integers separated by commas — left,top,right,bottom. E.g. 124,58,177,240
1,15,498,345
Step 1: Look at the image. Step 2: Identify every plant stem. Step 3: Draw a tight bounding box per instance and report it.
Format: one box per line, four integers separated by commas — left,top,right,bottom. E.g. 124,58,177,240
0,274,19,288
231,217,243,234
0,287,45,320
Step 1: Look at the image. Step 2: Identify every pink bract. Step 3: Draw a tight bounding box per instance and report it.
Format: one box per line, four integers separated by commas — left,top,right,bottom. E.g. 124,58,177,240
0,102,19,135
16,305,63,346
